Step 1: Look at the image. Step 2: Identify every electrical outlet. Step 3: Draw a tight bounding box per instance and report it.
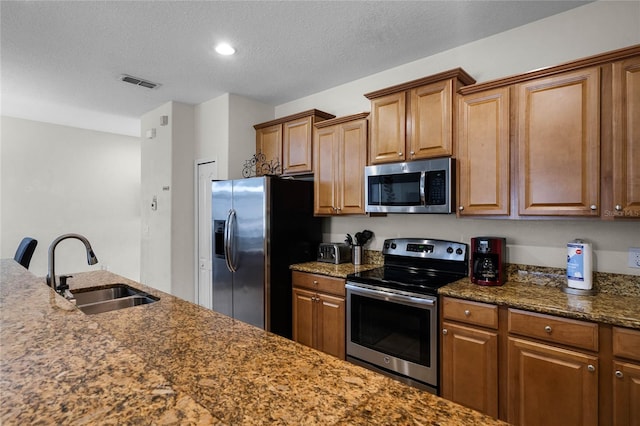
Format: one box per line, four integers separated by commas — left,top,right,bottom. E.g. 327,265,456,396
629,247,640,269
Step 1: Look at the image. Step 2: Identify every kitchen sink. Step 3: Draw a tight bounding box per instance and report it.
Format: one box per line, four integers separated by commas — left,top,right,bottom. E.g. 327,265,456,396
69,284,159,315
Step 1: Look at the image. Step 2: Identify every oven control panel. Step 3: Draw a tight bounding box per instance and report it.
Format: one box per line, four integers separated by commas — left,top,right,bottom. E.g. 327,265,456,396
382,238,467,261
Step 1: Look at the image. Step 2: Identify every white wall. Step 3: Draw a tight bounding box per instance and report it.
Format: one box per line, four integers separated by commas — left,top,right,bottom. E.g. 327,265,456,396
194,93,273,179
140,101,196,300
0,116,141,279
276,1,640,276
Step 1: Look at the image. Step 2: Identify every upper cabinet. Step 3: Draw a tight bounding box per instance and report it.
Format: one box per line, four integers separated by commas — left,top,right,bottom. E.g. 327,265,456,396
365,69,475,164
457,87,511,216
313,113,369,216
609,56,640,219
516,67,600,216
457,44,640,219
254,109,335,176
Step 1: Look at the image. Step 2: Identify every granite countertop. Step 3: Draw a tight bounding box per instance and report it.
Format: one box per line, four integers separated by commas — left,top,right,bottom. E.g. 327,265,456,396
440,277,640,330
0,259,504,425
290,261,380,279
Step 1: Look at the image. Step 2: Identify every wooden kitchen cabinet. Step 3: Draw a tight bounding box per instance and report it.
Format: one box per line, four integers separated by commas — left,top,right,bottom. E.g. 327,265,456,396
441,297,499,418
313,113,368,216
612,326,640,426
456,45,640,220
254,109,334,176
609,55,640,219
507,309,599,426
292,271,345,359
365,68,475,164
516,67,601,216
456,87,510,216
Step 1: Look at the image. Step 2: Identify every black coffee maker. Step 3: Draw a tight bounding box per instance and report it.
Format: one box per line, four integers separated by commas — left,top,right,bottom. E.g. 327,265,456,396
470,237,506,286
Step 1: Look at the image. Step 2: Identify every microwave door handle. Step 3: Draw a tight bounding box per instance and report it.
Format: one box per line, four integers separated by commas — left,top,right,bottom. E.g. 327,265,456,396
420,171,426,206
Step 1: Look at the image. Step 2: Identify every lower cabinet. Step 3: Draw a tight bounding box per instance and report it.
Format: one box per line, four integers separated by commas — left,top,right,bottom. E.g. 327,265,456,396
441,297,640,425
292,271,345,359
612,326,640,426
441,297,499,417
507,337,598,426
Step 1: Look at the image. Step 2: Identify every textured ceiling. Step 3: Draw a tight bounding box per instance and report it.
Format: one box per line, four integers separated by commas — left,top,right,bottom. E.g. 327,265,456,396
1,1,590,133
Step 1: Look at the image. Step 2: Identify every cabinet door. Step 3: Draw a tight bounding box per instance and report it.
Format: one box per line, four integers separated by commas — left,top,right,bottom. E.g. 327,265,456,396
409,79,453,159
316,293,346,360
507,337,598,426
442,322,498,417
516,67,600,216
369,92,406,164
292,287,316,349
612,56,640,219
314,125,339,215
457,88,510,216
256,124,282,176
283,116,313,175
613,361,640,426
338,119,367,215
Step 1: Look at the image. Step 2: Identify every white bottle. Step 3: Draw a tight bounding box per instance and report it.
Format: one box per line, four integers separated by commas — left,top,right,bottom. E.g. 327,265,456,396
567,239,593,290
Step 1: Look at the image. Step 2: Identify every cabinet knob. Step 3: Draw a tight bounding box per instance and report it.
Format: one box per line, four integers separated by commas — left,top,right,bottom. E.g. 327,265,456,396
313,280,318,285
615,204,623,211
410,151,415,156
590,204,597,211
464,310,471,317
458,206,464,211
587,365,596,372
398,152,403,156
615,370,624,378
544,325,552,334
442,329,448,335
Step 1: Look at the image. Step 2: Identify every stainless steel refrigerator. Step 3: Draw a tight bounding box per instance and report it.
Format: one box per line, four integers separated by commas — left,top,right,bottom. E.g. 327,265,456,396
211,176,322,338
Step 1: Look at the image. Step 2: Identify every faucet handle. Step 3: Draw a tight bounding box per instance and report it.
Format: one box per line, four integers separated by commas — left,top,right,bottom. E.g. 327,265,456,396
58,275,73,291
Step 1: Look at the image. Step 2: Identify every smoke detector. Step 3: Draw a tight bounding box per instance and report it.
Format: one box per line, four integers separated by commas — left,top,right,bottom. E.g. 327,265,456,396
119,74,160,89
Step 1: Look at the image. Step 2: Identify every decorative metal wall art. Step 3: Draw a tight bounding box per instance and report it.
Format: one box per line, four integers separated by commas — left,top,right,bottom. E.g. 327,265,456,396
242,152,282,178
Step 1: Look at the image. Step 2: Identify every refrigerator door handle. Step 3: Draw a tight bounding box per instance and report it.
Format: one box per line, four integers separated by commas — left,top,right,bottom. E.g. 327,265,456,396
224,209,238,272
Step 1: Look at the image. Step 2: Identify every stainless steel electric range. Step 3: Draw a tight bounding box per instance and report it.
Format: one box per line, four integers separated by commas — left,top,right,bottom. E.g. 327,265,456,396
345,238,468,394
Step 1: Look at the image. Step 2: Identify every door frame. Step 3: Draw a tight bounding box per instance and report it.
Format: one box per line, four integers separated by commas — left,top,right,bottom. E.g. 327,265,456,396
194,158,218,308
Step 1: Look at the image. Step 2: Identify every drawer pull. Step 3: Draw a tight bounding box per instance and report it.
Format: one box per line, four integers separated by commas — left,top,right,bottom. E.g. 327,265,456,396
313,280,318,285
442,329,448,335
464,310,471,317
587,365,595,373
615,370,624,379
544,325,552,334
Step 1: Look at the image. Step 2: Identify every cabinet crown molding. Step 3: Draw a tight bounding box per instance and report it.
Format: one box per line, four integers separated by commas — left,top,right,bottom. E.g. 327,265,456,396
314,112,370,128
364,68,476,99
253,109,335,129
460,44,640,95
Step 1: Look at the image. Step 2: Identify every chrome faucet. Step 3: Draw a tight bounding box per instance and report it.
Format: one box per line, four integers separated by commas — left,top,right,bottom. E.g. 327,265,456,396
46,233,98,293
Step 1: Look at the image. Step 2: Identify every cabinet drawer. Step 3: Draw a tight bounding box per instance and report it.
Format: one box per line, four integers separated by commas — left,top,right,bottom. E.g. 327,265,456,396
442,297,498,329
613,326,640,362
292,271,345,296
508,309,598,351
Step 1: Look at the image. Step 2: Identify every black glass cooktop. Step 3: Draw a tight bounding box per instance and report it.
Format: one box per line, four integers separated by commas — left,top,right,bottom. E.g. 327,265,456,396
347,265,463,296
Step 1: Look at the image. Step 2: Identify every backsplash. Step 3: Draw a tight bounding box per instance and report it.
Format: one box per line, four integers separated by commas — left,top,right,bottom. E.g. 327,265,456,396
365,249,640,297
508,264,640,297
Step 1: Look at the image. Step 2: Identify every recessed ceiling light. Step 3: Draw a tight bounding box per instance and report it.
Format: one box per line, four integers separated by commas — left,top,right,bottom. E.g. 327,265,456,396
215,43,236,56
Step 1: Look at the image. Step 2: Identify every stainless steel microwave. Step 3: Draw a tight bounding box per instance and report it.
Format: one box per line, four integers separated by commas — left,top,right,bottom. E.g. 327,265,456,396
364,158,455,214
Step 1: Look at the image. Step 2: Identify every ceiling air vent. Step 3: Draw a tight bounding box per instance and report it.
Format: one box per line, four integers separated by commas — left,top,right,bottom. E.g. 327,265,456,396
119,74,160,89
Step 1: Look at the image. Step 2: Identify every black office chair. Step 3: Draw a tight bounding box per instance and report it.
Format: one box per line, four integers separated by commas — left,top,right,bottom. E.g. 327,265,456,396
14,237,37,269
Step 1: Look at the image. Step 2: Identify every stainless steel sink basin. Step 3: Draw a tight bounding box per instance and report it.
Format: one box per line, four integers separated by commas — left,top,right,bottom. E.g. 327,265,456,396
69,284,159,315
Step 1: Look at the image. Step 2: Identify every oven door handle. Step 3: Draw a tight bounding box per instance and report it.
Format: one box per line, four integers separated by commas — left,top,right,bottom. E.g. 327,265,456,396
346,283,435,306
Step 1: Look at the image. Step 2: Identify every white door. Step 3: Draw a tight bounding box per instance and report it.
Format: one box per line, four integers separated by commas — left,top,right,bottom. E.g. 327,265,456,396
196,160,217,309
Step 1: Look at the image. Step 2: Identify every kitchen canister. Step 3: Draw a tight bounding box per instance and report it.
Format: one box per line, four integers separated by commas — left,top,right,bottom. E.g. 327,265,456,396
563,239,596,295
352,245,363,265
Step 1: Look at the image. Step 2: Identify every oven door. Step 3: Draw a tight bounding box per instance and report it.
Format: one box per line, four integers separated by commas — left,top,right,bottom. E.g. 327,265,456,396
345,283,438,389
